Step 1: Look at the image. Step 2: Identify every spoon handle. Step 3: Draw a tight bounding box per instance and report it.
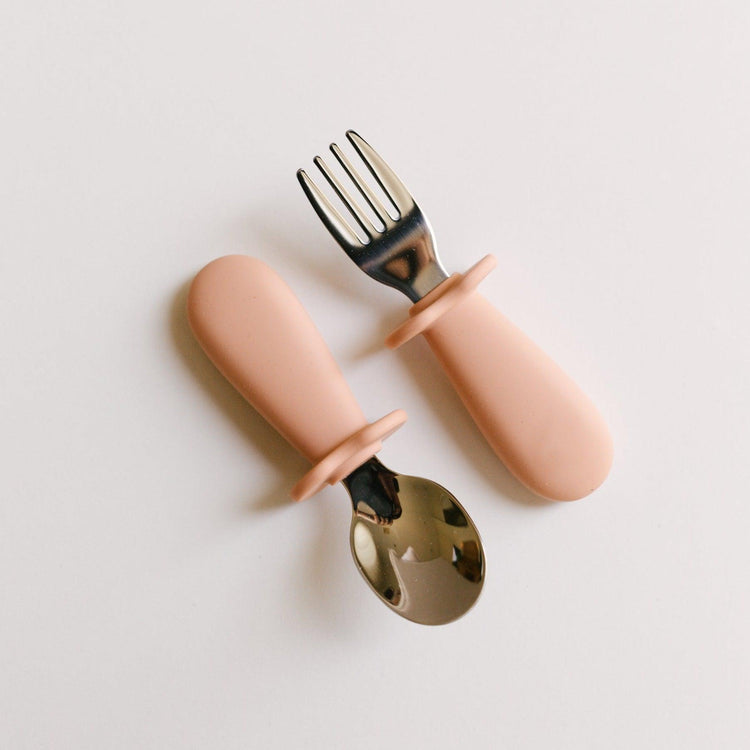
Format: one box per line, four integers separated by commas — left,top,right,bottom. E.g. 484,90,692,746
387,256,613,501
187,255,370,465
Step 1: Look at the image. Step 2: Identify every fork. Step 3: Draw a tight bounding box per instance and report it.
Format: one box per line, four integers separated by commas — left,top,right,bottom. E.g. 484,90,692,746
297,130,613,501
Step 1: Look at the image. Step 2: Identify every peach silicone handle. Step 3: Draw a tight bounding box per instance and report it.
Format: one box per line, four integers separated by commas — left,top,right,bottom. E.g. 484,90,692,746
187,255,405,500
387,257,613,501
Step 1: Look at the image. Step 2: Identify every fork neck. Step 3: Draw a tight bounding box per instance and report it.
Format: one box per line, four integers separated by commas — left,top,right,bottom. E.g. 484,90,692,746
407,262,450,302
369,243,448,302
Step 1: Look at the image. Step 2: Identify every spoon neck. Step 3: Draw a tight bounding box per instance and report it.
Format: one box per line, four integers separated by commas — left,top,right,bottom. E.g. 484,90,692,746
343,456,402,524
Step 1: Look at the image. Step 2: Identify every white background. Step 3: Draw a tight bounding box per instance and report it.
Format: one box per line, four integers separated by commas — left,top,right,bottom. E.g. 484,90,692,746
2,1,749,748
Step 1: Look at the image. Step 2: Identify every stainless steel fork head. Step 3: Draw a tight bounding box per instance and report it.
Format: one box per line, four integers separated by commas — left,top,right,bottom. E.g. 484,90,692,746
297,130,449,303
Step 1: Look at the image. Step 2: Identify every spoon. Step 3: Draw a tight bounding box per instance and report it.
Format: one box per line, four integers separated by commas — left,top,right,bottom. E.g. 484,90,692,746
187,255,485,625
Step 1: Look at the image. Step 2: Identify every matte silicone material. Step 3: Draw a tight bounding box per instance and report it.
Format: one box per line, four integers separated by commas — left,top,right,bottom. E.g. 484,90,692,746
187,255,405,501
388,256,613,501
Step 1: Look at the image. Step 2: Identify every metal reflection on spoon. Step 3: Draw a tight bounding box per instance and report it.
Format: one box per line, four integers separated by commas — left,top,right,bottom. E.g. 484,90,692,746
344,456,484,625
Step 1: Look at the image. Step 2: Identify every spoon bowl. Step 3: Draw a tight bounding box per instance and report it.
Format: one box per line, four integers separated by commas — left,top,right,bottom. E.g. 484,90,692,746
344,457,484,625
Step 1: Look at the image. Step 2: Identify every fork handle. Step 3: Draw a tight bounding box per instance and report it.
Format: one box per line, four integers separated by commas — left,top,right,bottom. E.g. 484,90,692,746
387,256,612,501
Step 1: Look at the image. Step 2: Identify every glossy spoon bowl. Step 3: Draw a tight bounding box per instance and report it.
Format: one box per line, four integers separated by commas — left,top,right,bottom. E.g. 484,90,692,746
346,457,483,625
187,255,485,624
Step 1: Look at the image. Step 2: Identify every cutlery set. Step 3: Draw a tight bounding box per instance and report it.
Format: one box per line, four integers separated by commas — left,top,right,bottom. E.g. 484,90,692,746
186,130,613,625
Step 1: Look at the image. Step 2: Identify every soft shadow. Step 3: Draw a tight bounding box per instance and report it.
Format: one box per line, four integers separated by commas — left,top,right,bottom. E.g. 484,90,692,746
291,491,371,638
171,279,310,513
244,206,405,359
396,337,554,508
248,207,368,301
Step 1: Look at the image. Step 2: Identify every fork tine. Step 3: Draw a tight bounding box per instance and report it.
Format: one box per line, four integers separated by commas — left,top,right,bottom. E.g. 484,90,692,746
313,156,374,239
297,169,363,252
346,130,414,216
330,143,392,227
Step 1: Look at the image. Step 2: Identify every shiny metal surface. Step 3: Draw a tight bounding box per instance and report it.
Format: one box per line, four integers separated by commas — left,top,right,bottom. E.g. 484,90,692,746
298,130,448,302
343,456,484,625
